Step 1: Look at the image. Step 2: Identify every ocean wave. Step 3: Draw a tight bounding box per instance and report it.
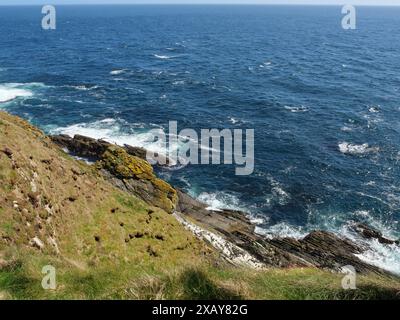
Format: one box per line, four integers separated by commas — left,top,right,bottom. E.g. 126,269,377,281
340,126,353,132
259,61,272,68
51,118,222,164
0,86,32,103
0,83,47,103
255,211,400,274
338,223,400,275
50,119,198,166
356,239,400,275
172,80,186,86
110,69,125,75
266,176,291,206
338,142,379,155
284,105,309,113
63,84,99,91
368,105,380,113
228,117,239,124
196,191,249,213
256,222,308,239
154,54,173,60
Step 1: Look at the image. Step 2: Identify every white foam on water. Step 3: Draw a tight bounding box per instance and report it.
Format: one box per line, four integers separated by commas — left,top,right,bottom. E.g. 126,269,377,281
51,117,224,169
284,105,309,113
338,142,379,155
368,106,380,113
63,84,99,91
256,222,308,240
154,54,173,60
339,223,400,275
51,119,191,165
110,69,125,75
0,83,46,103
172,80,185,86
257,207,400,274
0,87,32,103
197,191,249,213
55,120,156,149
228,117,238,124
341,126,353,132
266,175,291,206
356,240,400,275
51,119,119,141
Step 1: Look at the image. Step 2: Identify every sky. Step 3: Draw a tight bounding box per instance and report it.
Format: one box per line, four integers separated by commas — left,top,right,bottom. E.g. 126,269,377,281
0,0,399,5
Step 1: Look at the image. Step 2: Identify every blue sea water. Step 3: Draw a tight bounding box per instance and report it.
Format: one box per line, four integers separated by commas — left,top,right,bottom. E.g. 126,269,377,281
1,5,400,272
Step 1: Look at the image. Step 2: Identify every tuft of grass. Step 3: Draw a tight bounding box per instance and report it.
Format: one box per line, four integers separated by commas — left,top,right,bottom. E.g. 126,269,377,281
0,256,399,300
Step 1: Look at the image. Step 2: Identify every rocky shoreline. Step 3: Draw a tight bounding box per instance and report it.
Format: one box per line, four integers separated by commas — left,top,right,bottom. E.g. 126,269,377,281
51,134,399,276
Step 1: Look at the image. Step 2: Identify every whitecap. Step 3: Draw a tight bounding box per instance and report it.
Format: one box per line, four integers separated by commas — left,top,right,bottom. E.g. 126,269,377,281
228,117,238,124
338,142,379,155
339,223,400,275
64,84,99,91
284,105,309,113
197,191,249,213
51,119,178,165
356,240,400,275
340,126,353,132
256,223,308,240
0,83,38,103
110,69,125,75
368,106,380,113
172,80,185,86
154,54,173,60
266,176,291,206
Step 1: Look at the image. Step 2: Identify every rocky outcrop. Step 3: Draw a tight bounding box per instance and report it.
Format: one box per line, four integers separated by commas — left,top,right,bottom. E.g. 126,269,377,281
98,146,177,214
176,190,393,274
51,134,167,164
51,134,398,275
51,135,177,213
352,223,399,245
52,134,104,158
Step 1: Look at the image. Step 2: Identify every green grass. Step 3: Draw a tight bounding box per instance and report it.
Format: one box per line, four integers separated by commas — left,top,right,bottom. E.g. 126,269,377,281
1,255,398,300
1,222,14,236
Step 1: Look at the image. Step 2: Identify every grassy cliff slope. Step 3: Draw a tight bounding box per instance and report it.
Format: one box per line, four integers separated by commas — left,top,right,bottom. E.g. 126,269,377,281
0,111,399,300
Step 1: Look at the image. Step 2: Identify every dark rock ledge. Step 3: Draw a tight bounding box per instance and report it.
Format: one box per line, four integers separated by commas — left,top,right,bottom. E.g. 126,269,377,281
51,134,399,276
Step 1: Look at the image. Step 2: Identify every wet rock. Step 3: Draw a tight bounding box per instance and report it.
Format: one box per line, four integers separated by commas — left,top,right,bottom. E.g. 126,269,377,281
123,144,147,160
353,223,399,245
175,191,390,275
51,134,109,161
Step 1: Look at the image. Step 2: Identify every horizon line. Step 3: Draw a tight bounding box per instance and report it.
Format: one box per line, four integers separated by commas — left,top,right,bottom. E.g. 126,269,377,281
1,3,400,6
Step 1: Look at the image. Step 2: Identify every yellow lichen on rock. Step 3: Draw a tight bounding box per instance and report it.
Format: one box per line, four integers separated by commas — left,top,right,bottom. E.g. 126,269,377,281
98,145,178,213
100,146,154,180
